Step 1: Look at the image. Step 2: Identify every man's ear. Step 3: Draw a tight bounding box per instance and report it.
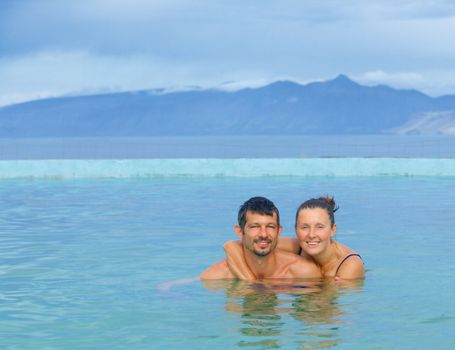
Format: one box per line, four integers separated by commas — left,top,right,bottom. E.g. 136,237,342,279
234,225,243,239
278,225,283,237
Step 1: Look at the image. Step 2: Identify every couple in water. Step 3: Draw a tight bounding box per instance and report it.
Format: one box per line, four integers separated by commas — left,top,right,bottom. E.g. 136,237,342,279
200,196,364,281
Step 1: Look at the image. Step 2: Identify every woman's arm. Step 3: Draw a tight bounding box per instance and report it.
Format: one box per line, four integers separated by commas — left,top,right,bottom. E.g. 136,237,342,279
223,240,256,280
277,236,301,254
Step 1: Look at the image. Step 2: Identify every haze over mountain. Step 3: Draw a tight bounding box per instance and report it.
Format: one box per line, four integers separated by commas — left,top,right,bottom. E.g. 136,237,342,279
1,74,455,137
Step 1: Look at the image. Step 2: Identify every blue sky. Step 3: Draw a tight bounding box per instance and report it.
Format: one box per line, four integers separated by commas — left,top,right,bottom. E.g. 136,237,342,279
1,0,455,106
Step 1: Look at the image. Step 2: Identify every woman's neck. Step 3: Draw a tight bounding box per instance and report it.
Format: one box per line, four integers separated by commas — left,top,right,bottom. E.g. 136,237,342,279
312,241,341,273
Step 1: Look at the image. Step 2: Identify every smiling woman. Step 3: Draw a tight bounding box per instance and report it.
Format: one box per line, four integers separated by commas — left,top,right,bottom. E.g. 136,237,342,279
292,196,364,279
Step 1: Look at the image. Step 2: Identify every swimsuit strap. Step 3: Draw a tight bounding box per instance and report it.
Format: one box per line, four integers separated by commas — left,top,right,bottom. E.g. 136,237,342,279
335,253,362,276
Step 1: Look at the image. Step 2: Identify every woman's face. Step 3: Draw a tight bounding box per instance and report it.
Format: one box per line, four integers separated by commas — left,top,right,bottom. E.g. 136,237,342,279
295,207,336,256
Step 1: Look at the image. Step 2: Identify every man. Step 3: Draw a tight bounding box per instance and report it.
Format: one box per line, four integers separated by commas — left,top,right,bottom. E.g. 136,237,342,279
200,196,321,280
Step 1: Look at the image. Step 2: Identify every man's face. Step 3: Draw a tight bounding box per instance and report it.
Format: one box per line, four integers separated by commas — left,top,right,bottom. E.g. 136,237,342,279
240,211,281,257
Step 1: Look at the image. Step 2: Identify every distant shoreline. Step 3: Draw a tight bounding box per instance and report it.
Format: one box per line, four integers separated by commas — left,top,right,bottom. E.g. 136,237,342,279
0,135,455,160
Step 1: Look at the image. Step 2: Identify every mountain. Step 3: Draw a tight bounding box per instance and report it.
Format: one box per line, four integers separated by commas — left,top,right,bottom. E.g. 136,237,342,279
1,74,455,137
390,111,455,135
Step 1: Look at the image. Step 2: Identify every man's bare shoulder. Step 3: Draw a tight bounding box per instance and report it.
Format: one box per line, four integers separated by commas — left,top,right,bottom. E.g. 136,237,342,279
199,260,235,280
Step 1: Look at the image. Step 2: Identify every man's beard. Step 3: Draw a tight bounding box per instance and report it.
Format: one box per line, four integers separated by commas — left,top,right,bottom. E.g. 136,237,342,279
252,238,274,257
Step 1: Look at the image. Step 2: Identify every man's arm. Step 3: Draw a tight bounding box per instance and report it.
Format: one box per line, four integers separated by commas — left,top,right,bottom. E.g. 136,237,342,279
223,240,256,280
277,237,301,254
199,260,235,280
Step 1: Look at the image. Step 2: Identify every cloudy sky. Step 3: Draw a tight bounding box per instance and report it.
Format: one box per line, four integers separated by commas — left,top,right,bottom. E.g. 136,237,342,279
1,0,455,106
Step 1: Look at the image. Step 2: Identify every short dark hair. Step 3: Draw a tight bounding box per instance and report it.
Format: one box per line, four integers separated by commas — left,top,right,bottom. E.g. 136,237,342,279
238,196,280,229
295,195,339,227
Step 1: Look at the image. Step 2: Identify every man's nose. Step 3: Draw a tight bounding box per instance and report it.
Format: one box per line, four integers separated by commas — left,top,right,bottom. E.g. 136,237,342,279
259,226,268,237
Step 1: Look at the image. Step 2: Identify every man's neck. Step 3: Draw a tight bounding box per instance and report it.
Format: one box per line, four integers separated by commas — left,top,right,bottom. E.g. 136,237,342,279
243,248,278,279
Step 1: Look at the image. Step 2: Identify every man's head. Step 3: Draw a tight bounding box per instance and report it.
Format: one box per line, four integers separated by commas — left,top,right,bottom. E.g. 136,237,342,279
237,196,280,229
235,197,282,257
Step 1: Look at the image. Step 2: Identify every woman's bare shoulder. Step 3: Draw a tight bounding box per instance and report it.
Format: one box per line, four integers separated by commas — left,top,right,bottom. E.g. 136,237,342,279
336,254,364,279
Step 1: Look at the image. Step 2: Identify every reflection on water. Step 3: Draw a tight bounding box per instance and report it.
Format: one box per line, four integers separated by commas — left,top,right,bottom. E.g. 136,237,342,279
202,279,364,349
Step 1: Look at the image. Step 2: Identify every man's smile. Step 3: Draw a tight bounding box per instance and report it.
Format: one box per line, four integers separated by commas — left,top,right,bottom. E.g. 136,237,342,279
255,238,272,248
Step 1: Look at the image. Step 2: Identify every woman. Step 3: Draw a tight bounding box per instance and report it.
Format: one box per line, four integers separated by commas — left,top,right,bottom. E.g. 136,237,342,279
225,196,364,280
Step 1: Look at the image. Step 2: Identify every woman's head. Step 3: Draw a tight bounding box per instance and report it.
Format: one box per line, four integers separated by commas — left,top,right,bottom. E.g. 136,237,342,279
295,196,338,228
294,196,339,256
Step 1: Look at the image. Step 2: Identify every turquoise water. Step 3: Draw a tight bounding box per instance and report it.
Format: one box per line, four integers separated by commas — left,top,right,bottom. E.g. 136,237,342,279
1,176,454,349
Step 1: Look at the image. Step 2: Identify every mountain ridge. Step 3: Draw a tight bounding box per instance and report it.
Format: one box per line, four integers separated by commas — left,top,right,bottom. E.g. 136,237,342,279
1,75,455,137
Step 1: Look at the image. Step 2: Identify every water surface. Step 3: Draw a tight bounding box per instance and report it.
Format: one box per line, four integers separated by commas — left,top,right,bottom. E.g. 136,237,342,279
1,135,454,159
0,176,454,349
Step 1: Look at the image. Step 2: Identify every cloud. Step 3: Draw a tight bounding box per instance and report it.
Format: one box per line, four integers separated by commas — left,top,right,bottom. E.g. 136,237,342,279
6,1,438,56
357,70,425,88
377,0,455,20
1,1,455,105
355,69,455,96
0,50,278,106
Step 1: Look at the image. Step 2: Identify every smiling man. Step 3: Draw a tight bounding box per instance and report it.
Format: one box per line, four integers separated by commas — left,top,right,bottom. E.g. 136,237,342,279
200,197,321,280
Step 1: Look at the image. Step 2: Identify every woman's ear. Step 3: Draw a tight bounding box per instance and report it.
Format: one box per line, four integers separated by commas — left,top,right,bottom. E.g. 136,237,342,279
331,223,337,237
